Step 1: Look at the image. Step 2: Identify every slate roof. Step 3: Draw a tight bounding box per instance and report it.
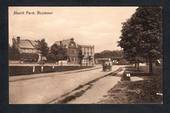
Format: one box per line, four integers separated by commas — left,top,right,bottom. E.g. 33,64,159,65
19,40,38,49
77,44,94,48
13,38,38,49
54,38,76,47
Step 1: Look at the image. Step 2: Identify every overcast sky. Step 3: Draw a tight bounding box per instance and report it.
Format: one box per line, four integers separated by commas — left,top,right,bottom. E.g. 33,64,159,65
9,7,137,52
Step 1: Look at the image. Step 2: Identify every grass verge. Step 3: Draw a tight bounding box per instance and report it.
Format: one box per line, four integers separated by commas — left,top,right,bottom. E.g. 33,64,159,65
99,68,162,104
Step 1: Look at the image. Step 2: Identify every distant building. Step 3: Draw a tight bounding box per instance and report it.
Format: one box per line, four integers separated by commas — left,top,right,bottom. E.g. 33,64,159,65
53,38,95,65
95,58,111,64
12,36,40,62
54,38,79,64
12,36,40,54
78,45,95,66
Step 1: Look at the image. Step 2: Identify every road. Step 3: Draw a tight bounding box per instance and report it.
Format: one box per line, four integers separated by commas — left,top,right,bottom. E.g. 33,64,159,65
9,65,123,104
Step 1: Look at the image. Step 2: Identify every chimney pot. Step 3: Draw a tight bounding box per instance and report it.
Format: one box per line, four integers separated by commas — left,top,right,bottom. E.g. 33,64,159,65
17,36,20,43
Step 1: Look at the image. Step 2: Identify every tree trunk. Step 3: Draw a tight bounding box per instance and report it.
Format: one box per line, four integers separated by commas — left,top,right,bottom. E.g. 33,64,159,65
149,59,153,74
135,58,139,70
137,62,140,71
79,59,82,66
135,63,137,68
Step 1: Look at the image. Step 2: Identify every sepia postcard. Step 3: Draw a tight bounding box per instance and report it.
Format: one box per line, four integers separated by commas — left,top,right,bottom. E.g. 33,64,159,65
8,6,163,104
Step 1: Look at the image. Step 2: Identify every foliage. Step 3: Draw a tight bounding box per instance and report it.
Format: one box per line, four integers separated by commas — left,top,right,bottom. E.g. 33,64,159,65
47,53,56,62
37,39,49,57
9,44,20,60
118,7,162,73
56,47,68,60
50,43,68,61
78,49,84,65
94,50,123,59
51,44,59,56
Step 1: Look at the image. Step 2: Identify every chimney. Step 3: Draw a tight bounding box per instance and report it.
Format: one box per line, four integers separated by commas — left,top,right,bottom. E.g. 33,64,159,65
71,38,74,41
16,36,20,43
60,41,63,46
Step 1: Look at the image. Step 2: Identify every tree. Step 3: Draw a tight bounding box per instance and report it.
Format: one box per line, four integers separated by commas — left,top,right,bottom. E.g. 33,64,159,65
51,43,59,56
112,50,123,58
37,39,49,57
118,19,141,69
9,44,20,60
50,43,68,61
118,7,162,73
78,49,84,65
56,47,68,60
94,50,123,59
47,53,56,62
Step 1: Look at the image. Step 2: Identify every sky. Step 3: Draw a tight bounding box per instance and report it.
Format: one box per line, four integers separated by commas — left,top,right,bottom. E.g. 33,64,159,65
9,7,137,52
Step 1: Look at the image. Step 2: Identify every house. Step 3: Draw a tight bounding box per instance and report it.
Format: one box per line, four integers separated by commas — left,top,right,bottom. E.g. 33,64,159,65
78,45,95,66
53,38,95,65
12,36,41,62
54,38,79,64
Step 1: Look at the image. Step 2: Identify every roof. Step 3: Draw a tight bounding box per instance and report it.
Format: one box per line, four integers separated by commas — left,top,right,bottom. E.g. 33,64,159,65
14,38,38,49
78,44,94,48
95,58,111,61
54,38,76,47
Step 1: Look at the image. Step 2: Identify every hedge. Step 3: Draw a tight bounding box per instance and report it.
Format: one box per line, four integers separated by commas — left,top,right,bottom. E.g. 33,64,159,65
9,66,93,76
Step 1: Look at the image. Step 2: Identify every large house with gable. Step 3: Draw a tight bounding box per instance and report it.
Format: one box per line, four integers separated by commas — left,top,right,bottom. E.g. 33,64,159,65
12,36,41,62
53,38,95,65
54,38,79,64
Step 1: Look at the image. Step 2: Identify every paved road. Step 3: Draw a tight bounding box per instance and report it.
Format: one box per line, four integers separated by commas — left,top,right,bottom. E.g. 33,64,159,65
68,76,121,104
9,65,123,104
